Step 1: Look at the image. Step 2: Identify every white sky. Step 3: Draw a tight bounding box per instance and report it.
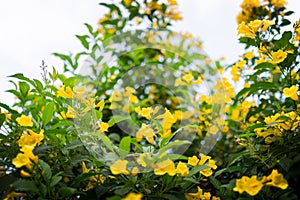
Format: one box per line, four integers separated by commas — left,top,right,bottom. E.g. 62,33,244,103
1,0,300,105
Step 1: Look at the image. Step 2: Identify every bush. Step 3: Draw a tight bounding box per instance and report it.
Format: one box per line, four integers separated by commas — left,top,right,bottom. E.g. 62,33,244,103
1,0,299,199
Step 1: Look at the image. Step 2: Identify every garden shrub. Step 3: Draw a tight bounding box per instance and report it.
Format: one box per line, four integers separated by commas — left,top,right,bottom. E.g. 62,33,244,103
0,0,300,199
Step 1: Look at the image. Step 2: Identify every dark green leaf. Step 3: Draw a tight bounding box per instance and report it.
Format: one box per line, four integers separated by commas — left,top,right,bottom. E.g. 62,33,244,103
13,179,39,193
39,159,52,183
58,187,77,198
50,176,62,187
0,113,6,127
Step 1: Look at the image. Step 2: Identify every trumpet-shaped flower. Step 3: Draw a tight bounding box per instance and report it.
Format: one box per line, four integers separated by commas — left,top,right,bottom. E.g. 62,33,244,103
18,129,44,148
283,85,298,101
122,192,143,200
188,156,199,166
16,115,33,127
136,123,155,143
271,50,288,63
154,159,176,176
264,169,288,189
233,175,264,196
110,160,130,175
99,122,109,132
57,86,73,98
176,161,189,176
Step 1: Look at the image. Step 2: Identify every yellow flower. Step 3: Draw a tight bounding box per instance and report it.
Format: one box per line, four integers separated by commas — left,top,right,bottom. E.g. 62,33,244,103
95,99,105,109
20,145,38,164
135,106,152,120
109,90,122,102
233,175,264,196
237,22,255,39
244,51,254,59
135,123,155,143
16,115,33,127
182,73,194,83
99,122,109,132
271,0,287,8
3,191,25,200
174,78,186,86
122,192,143,200
185,186,211,200
131,166,139,176
12,153,32,168
283,85,298,101
248,20,263,32
20,169,31,177
123,0,133,7
110,160,130,175
261,20,275,32
129,94,139,103
57,86,73,98
176,161,189,176
271,50,288,63
18,129,44,148
264,169,288,189
188,156,199,166
161,108,177,138
154,159,176,176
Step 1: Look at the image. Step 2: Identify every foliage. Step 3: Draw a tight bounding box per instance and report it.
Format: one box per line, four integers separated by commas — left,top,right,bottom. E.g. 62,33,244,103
0,0,300,199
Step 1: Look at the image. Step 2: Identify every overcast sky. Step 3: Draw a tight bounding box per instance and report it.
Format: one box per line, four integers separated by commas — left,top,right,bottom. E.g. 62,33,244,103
1,0,300,105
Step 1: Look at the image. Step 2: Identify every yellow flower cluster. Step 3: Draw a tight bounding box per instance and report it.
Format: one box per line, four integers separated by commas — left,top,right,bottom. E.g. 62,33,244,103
185,186,220,200
236,0,261,24
236,0,287,24
188,154,217,177
109,153,217,180
81,162,105,191
57,86,73,99
237,19,275,39
154,159,188,176
12,129,44,176
255,111,300,143
233,169,288,196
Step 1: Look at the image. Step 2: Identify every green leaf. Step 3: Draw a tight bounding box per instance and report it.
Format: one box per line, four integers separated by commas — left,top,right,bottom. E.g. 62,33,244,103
58,187,77,198
239,37,256,47
84,23,94,35
254,62,276,70
119,136,131,158
19,81,30,97
209,176,221,190
227,151,250,167
50,176,62,187
34,79,44,91
76,35,89,49
98,133,115,152
187,165,210,177
13,179,39,193
39,159,52,183
108,115,130,126
0,102,18,114
158,140,190,156
285,11,294,16
9,73,35,86
273,31,292,49
0,113,6,127
42,102,55,126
